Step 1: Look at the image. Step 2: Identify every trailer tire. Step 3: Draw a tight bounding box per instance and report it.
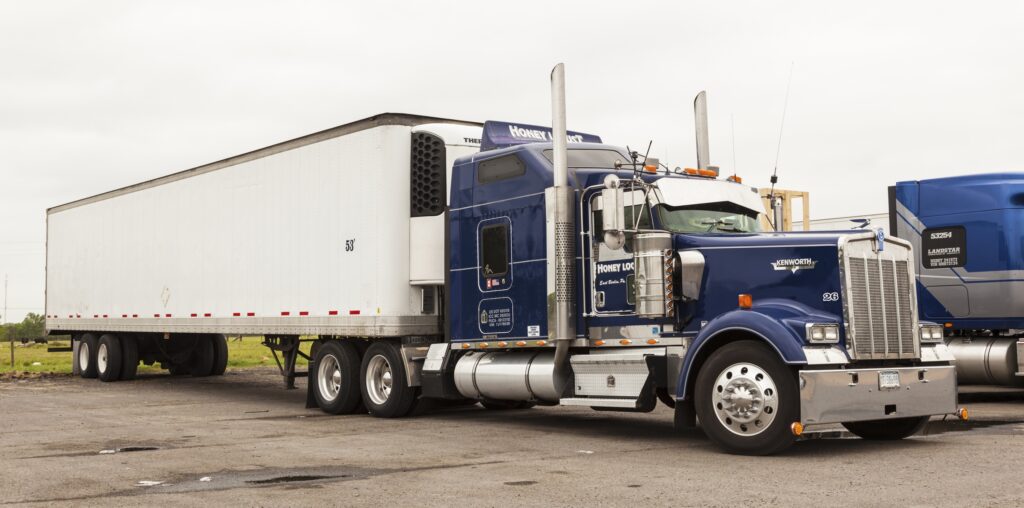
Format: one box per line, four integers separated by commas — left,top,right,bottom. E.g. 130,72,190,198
842,416,930,440
97,334,123,382
78,333,99,379
210,334,228,376
694,340,798,455
189,335,215,377
120,335,139,381
360,342,418,418
313,341,363,415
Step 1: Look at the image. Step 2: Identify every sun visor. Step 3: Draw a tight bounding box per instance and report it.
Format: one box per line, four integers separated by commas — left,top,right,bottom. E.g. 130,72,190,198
656,177,764,214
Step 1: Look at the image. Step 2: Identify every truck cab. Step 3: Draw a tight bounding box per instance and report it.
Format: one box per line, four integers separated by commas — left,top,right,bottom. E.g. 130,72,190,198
420,120,960,454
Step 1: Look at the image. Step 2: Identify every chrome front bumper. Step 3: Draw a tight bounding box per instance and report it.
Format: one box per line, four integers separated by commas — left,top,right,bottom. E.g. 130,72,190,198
799,365,957,425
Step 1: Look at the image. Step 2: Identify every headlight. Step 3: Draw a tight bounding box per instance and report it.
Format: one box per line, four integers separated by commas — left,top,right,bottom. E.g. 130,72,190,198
805,323,840,344
919,324,944,343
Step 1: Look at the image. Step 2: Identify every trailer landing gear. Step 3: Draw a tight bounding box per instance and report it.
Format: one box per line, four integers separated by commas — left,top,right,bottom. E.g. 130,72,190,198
263,335,310,389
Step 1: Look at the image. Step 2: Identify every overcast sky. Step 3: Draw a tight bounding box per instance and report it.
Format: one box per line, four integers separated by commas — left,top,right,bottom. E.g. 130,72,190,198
1,1,1022,322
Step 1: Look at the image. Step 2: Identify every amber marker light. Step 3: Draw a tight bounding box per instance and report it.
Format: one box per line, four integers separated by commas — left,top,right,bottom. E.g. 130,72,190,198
727,175,743,183
644,164,658,173
515,341,527,347
646,339,659,345
461,343,471,349
594,340,606,346
738,294,753,309
497,341,508,347
958,407,969,421
480,342,489,348
619,339,632,345
790,422,804,436
945,322,954,328
536,340,547,346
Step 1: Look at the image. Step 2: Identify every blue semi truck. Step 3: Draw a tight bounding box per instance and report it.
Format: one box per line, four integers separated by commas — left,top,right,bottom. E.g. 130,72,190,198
48,65,963,455
890,173,1024,386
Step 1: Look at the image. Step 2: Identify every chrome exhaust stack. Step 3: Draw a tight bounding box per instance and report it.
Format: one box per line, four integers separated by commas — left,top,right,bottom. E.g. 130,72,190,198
547,63,575,381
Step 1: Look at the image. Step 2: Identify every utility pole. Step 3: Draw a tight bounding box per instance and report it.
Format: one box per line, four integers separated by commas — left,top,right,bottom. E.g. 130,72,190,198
4,274,10,368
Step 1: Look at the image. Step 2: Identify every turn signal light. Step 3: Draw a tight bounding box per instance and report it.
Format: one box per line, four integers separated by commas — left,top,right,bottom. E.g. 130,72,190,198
790,422,804,436
738,294,753,309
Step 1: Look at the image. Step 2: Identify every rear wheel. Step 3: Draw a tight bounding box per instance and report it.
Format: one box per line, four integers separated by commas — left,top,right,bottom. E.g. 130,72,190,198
361,342,418,418
313,341,363,414
842,416,930,440
97,334,123,382
694,340,799,455
189,335,215,377
120,334,139,381
210,334,228,376
79,333,99,379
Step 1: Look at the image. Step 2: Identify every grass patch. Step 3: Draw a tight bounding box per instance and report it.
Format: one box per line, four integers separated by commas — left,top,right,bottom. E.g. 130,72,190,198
0,336,309,375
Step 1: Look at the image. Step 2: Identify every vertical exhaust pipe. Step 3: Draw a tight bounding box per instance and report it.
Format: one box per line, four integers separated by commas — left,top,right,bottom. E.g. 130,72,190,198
548,63,574,379
694,91,710,170
551,64,569,187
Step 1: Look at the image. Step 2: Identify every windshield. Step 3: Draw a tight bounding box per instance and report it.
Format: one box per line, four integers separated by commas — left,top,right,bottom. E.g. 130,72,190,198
542,149,629,169
654,201,761,234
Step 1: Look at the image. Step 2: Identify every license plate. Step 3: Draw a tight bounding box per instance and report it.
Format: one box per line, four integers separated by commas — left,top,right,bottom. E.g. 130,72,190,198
878,370,901,390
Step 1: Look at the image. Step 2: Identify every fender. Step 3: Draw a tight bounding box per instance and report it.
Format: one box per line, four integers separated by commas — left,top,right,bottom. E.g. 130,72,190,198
676,299,839,400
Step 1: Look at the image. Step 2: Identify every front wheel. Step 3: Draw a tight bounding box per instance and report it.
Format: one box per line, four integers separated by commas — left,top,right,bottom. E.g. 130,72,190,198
360,342,418,418
842,416,930,440
694,340,799,455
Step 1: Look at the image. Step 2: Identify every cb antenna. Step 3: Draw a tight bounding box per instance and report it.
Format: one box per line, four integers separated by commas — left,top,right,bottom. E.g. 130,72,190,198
768,62,794,231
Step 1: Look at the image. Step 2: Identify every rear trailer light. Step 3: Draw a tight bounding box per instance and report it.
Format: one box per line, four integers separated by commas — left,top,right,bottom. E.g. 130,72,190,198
919,324,944,343
805,323,840,344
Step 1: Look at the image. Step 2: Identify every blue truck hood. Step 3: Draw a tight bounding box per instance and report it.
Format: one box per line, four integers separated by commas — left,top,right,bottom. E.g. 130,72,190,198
673,231,853,337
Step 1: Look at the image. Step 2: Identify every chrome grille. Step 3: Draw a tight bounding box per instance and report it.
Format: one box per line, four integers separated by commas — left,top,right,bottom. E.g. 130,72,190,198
845,253,918,359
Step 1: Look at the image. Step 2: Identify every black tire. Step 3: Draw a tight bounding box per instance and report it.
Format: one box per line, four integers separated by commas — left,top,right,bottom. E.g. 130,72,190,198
481,400,536,410
79,333,99,379
97,334,123,382
210,334,228,376
360,342,418,418
189,335,215,377
312,341,363,414
169,364,189,375
120,334,139,381
842,416,930,440
694,340,799,455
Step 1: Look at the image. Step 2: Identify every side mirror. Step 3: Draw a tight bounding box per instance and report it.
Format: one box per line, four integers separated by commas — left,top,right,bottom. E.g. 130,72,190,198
601,175,626,250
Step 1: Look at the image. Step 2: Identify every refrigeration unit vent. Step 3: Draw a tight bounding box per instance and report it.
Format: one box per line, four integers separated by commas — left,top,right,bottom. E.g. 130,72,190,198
411,132,446,217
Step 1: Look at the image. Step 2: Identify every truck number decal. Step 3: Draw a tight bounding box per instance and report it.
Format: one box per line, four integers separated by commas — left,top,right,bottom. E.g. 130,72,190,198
345,239,356,252
822,292,839,302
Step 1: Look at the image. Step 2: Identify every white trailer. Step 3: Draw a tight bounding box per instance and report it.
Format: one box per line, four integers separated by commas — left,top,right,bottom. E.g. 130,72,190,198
46,114,481,385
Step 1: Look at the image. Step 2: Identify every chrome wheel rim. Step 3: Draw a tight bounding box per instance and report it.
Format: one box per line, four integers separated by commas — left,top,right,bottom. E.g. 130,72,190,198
365,354,393,406
79,342,90,371
97,343,108,373
317,354,342,402
711,362,778,436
